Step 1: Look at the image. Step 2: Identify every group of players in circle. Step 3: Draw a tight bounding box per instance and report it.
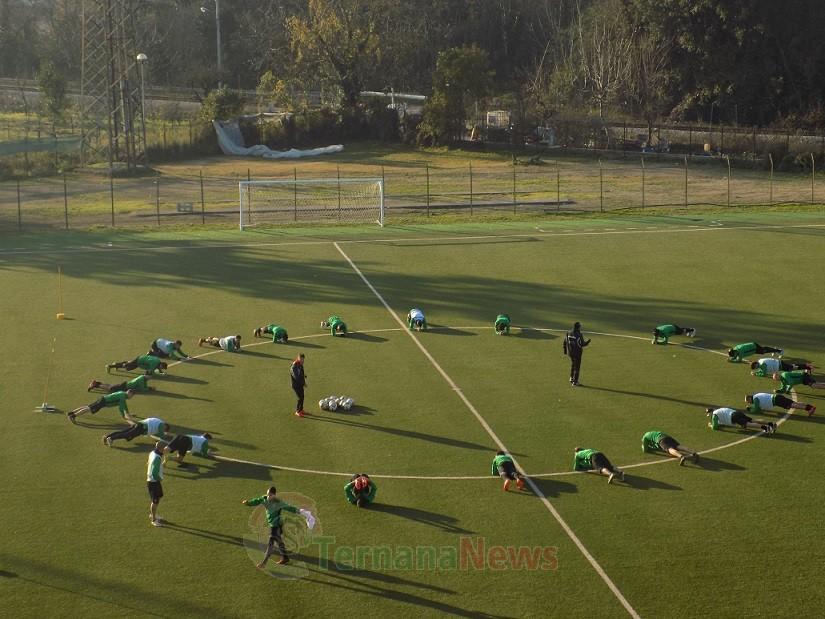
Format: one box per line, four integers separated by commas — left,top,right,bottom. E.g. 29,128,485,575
61,316,825,546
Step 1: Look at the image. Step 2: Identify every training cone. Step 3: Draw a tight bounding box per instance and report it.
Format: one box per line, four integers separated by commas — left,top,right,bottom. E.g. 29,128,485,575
56,313,65,320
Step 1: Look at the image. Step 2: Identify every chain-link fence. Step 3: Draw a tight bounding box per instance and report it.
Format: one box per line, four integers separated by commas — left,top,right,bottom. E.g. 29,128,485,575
1,154,822,232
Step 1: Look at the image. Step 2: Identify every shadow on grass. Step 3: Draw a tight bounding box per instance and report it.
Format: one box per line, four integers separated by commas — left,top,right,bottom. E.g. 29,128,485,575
346,332,389,343
367,503,474,534
329,404,375,416
282,340,327,349
238,349,284,359
427,325,477,336
301,563,516,619
695,456,747,472
144,390,212,402
161,521,244,547
165,458,273,482
524,478,579,498
622,475,682,491
305,414,502,454
155,374,210,385
582,384,713,408
514,327,556,340
184,357,231,368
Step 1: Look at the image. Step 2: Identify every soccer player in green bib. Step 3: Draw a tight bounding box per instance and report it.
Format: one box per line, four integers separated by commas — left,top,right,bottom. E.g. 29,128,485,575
573,447,624,484
198,335,242,352
148,338,190,360
68,389,135,423
87,373,152,394
652,324,695,345
107,354,168,375
344,474,377,507
745,392,815,416
772,370,825,394
253,323,288,343
727,342,783,362
103,416,169,446
642,430,698,465
321,315,347,336
494,314,511,335
406,308,427,331
491,451,524,490
165,432,213,463
241,486,314,569
706,407,775,433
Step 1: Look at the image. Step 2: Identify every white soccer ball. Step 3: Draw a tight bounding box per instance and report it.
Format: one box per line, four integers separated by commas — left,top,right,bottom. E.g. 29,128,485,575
328,399,338,411
342,397,353,410
318,399,327,410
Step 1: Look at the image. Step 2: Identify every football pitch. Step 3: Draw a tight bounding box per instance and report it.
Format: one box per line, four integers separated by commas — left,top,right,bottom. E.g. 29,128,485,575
2,210,825,618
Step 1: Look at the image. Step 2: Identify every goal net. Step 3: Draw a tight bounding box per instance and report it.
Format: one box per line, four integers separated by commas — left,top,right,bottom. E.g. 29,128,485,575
239,178,384,229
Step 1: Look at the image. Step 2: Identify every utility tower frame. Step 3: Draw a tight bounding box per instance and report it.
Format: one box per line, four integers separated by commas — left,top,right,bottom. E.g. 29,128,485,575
80,0,146,170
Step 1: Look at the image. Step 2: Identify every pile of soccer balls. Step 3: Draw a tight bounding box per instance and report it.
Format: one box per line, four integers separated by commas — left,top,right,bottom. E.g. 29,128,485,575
318,395,355,411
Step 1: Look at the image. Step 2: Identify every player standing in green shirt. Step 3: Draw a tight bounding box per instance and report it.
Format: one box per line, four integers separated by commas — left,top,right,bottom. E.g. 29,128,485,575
727,342,783,362
772,370,825,394
87,374,152,394
491,451,524,490
147,442,166,527
68,389,135,423
573,447,624,484
652,324,696,344
494,314,511,335
107,354,168,375
642,431,698,465
241,486,313,568
253,323,288,343
344,474,377,507
321,315,347,336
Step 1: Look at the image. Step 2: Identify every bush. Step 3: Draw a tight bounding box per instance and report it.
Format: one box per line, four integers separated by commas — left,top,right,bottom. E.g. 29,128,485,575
197,87,247,123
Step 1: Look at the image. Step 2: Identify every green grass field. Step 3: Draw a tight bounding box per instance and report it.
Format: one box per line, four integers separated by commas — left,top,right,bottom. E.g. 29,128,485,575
3,210,825,618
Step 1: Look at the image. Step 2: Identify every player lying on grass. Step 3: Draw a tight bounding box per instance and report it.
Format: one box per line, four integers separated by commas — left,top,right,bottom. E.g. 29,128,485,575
706,407,776,433
652,324,695,344
751,357,813,377
345,474,377,507
642,430,699,465
746,392,816,416
494,314,511,335
88,374,151,393
198,335,242,352
573,447,625,484
164,432,213,463
772,370,825,394
68,389,135,423
103,417,169,446
492,451,524,490
107,354,168,375
148,338,190,360
241,486,315,568
253,323,288,343
727,342,783,362
321,315,347,336
406,308,427,331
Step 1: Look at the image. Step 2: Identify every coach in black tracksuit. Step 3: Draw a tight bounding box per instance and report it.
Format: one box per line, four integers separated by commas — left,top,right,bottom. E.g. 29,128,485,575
563,322,590,386
290,354,307,416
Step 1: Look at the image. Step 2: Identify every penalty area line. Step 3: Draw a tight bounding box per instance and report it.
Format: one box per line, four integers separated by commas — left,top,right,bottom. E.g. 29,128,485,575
333,241,641,619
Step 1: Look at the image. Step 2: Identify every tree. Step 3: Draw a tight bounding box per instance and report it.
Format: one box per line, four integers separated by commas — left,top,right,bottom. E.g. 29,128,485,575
420,45,494,144
36,60,68,123
624,31,671,143
286,0,381,109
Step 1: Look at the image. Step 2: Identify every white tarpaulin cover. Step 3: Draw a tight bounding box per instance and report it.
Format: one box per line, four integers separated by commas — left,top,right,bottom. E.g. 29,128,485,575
213,120,344,159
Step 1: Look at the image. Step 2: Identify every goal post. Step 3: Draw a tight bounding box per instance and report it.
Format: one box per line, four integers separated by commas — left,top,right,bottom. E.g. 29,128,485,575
239,178,384,229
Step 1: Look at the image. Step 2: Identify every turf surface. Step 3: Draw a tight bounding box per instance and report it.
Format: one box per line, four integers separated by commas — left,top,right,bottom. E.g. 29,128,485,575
2,211,825,618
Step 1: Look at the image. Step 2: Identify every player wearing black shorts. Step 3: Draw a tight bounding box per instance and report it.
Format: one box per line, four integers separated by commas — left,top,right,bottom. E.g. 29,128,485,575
642,431,699,465
491,451,525,491
166,433,212,463
574,447,625,484
147,442,166,527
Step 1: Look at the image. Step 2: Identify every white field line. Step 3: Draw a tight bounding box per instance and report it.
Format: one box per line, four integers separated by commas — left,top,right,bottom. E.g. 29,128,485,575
3,221,825,256
333,242,641,619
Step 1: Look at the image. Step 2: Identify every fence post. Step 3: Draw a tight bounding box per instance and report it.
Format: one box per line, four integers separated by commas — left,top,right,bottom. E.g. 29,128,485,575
63,173,68,229
163,123,167,150
16,179,21,232
155,178,160,225
769,153,774,206
189,120,193,146
684,155,688,208
381,165,385,197
110,174,115,226
752,126,757,158
599,159,604,212
689,127,693,154
337,164,342,220
293,167,298,222
247,169,252,225
199,170,205,224
426,164,430,217
512,165,517,214
812,153,816,204
720,126,725,154
726,156,731,207
556,169,560,211
469,162,473,216
641,157,645,209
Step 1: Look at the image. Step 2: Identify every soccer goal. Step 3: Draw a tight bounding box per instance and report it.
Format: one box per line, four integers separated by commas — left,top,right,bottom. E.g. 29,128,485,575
239,178,384,229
